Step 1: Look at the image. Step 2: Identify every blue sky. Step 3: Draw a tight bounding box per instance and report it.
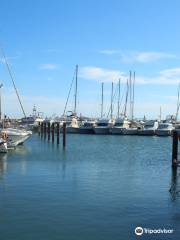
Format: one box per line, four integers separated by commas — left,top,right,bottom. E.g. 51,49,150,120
0,0,180,119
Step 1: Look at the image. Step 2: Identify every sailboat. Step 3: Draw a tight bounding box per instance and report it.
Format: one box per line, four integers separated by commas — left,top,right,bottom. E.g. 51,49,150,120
62,65,79,133
111,78,130,134
123,71,139,135
94,83,114,134
0,47,32,147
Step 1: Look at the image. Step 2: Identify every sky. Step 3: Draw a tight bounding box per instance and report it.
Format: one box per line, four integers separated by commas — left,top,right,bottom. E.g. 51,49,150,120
0,0,180,119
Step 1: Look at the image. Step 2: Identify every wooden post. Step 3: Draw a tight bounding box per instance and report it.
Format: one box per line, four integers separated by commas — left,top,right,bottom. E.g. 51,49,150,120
52,122,55,143
57,122,60,145
63,122,66,148
172,130,178,168
44,122,46,139
41,122,43,138
38,122,41,136
48,122,50,141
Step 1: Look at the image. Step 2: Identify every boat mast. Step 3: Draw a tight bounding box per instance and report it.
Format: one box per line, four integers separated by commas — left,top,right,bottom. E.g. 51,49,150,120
101,82,104,118
117,79,121,118
159,106,162,121
124,79,129,117
132,71,135,120
110,82,114,119
74,64,78,115
129,71,132,120
0,47,26,118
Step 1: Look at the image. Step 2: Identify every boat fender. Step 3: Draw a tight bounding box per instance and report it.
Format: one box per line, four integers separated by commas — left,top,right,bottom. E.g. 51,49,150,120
2,132,8,141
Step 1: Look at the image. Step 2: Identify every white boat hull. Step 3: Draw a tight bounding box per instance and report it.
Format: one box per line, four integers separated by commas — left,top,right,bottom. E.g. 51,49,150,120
1,128,32,147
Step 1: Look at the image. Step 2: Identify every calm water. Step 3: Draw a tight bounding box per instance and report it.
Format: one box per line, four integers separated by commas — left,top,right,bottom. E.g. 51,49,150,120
0,134,180,240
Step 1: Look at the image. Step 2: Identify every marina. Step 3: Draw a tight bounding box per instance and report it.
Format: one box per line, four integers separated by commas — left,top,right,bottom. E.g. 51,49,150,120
0,133,180,239
1,0,180,239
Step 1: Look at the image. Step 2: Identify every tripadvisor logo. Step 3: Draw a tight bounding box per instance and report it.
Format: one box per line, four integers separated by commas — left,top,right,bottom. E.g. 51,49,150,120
135,227,143,236
135,226,174,236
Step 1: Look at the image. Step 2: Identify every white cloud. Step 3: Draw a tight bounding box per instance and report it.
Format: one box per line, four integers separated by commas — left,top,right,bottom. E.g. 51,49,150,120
99,49,118,55
80,65,180,85
126,51,176,63
99,49,176,63
39,64,59,70
80,66,127,82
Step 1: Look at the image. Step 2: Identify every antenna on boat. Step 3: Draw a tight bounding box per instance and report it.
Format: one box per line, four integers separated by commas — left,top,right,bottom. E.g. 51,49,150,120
0,47,26,118
101,82,104,118
74,64,78,115
117,78,121,118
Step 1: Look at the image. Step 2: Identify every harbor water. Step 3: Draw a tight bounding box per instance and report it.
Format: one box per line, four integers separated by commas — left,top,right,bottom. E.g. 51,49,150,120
0,134,180,239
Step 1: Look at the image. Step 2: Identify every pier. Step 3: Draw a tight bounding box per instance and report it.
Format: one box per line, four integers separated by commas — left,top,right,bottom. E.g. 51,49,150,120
39,122,66,148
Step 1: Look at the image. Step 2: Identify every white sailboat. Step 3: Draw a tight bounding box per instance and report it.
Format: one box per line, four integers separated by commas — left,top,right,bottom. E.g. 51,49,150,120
0,47,32,146
62,65,80,133
111,78,131,134
94,82,114,134
1,128,32,147
123,71,138,135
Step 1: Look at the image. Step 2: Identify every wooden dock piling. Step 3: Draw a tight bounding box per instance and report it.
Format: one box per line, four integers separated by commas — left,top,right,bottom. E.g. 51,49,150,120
172,130,178,169
52,122,55,143
63,122,66,148
38,122,41,136
48,122,50,141
57,122,60,145
41,122,43,138
44,122,46,139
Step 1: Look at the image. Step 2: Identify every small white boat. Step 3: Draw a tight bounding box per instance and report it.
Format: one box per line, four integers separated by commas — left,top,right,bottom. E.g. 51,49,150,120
0,138,8,153
65,117,79,133
155,122,174,136
1,128,32,147
94,118,114,134
110,117,130,135
138,120,159,136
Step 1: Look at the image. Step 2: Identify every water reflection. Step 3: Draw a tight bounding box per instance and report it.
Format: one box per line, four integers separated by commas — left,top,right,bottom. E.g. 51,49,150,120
169,168,180,201
0,154,7,178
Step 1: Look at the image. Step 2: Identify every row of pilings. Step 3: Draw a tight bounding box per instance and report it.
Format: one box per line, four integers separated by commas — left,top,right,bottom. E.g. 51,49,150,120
39,122,66,147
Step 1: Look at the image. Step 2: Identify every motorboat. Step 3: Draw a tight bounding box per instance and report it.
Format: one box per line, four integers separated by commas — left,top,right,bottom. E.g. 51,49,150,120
78,120,96,134
138,120,159,136
94,118,114,134
65,117,79,133
110,117,130,135
1,128,32,147
155,122,174,136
